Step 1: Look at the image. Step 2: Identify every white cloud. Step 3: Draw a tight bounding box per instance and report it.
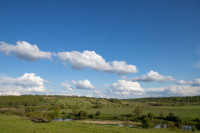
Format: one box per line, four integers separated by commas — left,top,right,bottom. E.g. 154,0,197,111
177,79,200,86
61,80,73,92
131,70,175,82
146,85,200,97
0,73,49,95
72,79,95,90
106,80,145,98
0,41,137,74
93,90,104,98
0,41,52,61
0,91,21,96
56,50,137,74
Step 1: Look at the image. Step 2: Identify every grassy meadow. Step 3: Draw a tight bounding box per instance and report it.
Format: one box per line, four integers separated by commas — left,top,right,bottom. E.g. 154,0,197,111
0,115,198,133
0,95,200,132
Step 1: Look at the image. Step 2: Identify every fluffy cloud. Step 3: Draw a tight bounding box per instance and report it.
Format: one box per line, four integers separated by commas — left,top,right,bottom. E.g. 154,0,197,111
0,41,52,61
0,41,137,74
61,80,73,92
56,51,137,74
177,79,200,86
72,79,95,90
0,73,49,95
131,70,175,82
146,85,200,97
106,80,145,98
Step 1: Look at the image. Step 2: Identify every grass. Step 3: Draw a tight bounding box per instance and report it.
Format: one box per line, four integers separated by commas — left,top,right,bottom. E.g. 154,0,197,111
39,97,200,121
142,105,200,120
0,115,198,133
1,96,200,132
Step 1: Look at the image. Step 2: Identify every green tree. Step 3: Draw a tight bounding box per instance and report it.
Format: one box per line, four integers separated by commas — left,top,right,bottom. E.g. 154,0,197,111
88,113,95,119
72,109,78,116
192,126,196,132
167,121,176,129
52,109,60,118
95,111,101,116
159,112,164,118
78,111,87,118
147,112,154,120
196,122,200,130
133,105,142,117
142,117,153,128
175,121,183,129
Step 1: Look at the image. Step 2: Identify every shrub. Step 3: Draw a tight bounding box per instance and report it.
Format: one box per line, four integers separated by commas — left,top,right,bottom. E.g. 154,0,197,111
196,122,200,130
93,103,103,109
175,122,183,129
88,114,95,119
166,112,181,122
78,111,87,118
192,126,196,132
133,105,142,117
108,98,121,104
72,109,78,116
95,111,101,116
159,112,164,118
147,112,154,120
142,117,152,128
167,121,176,129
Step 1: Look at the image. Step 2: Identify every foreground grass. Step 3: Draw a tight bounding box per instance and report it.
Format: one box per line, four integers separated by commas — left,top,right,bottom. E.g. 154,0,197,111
0,115,199,133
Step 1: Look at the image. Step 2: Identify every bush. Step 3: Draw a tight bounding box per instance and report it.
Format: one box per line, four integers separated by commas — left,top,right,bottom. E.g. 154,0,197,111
93,103,103,109
167,121,176,129
133,105,142,117
166,112,181,122
142,117,152,128
196,122,200,130
175,122,183,129
88,114,95,119
108,98,121,104
78,111,87,118
159,112,164,118
72,109,78,116
95,111,101,116
147,112,154,120
192,126,196,132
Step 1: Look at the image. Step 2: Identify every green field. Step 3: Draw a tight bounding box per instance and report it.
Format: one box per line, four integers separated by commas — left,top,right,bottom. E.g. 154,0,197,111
0,115,197,133
0,96,200,132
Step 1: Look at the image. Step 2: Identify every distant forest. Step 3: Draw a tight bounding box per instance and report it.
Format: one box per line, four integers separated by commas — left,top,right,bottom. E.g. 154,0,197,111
123,96,200,106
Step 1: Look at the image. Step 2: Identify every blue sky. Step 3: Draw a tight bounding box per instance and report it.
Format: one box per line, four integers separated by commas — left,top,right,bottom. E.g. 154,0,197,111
0,0,200,98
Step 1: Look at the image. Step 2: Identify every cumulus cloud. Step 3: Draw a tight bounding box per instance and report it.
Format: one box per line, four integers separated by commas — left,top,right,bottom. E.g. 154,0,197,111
72,79,95,90
0,73,49,95
106,80,145,98
61,80,73,92
0,41,52,61
0,41,137,74
104,77,200,98
130,70,175,82
145,85,200,97
177,79,200,86
56,51,137,74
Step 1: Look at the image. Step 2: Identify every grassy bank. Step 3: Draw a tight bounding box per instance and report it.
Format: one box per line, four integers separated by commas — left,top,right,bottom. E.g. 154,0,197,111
0,115,197,133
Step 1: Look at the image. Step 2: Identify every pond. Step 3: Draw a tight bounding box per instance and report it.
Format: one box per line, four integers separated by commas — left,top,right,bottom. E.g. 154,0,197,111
154,123,193,130
117,124,134,127
54,118,73,121
53,119,193,130
154,124,167,128
183,125,192,130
